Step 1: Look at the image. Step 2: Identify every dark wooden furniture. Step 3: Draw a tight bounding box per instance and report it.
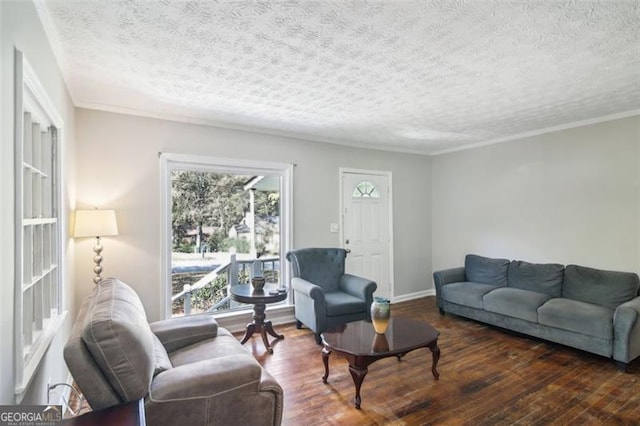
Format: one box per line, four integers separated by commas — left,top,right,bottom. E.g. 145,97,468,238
321,317,440,409
230,283,287,354
63,399,145,426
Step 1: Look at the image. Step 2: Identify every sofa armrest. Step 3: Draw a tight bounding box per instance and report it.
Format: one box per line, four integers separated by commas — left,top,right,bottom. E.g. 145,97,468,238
291,277,325,300
149,355,262,402
433,266,466,286
149,314,218,353
433,266,466,310
339,274,377,301
613,296,640,364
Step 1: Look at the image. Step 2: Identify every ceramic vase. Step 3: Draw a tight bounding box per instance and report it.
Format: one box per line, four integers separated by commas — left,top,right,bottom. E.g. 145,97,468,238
370,297,390,334
251,277,265,290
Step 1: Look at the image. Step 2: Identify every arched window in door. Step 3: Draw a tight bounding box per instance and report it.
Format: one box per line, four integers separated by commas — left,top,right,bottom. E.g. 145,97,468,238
352,180,381,198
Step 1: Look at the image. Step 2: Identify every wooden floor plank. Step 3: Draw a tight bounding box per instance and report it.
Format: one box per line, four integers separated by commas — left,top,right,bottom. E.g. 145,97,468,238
239,296,640,425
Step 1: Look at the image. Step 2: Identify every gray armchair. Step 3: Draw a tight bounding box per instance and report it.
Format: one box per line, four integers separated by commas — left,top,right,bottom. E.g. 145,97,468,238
286,248,377,343
64,278,283,426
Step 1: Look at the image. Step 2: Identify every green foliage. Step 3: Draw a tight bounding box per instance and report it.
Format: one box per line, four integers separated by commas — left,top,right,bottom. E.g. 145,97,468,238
171,171,284,315
205,230,227,252
190,274,229,311
254,191,280,217
221,237,250,253
171,171,248,251
171,171,282,255
175,240,195,253
172,268,254,315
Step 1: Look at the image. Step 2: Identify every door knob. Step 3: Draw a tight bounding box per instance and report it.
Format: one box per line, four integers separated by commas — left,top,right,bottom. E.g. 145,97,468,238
345,239,350,244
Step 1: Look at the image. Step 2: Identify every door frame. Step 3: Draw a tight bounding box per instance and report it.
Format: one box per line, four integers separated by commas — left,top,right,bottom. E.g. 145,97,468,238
339,168,395,301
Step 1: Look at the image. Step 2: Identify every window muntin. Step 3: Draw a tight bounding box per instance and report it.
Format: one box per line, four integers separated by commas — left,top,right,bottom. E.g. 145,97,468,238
14,49,66,401
352,180,381,198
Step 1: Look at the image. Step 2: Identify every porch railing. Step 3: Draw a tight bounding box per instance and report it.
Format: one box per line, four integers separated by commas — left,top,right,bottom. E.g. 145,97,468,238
171,254,280,316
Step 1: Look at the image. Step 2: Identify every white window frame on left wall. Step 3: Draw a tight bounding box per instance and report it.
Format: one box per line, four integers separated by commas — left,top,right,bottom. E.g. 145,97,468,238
14,48,67,402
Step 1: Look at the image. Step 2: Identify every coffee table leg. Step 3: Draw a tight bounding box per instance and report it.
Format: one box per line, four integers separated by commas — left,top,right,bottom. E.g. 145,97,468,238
428,341,440,380
322,347,331,383
348,365,368,409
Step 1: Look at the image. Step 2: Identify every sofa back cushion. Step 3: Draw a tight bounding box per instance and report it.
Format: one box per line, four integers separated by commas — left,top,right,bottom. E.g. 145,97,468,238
563,264,640,309
465,254,510,287
81,278,155,402
508,260,564,297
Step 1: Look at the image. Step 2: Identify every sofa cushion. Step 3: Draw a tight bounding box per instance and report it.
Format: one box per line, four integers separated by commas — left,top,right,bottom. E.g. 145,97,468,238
169,329,251,367
465,254,510,287
152,334,173,376
81,279,155,401
441,282,499,309
563,265,640,310
508,260,564,297
483,287,553,322
538,298,614,340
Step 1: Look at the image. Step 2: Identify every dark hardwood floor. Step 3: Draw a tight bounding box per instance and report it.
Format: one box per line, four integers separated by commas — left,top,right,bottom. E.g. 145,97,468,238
241,296,640,425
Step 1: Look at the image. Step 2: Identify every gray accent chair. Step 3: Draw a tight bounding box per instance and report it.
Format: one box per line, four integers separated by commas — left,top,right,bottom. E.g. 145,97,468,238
286,248,377,343
64,278,283,426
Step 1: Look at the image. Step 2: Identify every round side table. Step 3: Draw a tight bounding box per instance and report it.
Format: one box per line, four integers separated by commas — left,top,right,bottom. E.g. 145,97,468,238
230,283,287,354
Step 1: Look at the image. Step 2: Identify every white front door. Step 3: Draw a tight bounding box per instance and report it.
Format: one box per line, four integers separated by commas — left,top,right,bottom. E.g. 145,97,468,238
341,170,393,300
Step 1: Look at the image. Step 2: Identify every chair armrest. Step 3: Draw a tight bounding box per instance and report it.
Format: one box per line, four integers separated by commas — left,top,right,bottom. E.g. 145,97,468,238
339,274,377,301
148,355,262,401
433,266,466,310
613,296,640,364
291,277,325,300
149,314,218,353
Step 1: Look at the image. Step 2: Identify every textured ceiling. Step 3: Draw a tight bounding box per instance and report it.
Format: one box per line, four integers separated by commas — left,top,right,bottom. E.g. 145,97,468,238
37,0,640,154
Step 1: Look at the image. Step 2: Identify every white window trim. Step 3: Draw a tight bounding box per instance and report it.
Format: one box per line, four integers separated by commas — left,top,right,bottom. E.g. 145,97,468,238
14,48,68,401
159,153,293,319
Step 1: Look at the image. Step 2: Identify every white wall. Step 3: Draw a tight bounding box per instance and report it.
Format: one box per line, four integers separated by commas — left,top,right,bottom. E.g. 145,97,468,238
432,116,640,275
1,0,76,404
74,108,433,320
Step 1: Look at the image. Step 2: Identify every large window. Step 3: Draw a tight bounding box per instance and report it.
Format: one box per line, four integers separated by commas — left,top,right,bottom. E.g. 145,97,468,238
14,49,66,401
160,154,293,318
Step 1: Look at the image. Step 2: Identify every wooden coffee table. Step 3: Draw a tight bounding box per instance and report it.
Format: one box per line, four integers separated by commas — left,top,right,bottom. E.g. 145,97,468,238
321,318,440,409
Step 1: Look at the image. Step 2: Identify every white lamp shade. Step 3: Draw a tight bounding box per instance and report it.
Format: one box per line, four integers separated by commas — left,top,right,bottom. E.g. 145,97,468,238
74,209,119,238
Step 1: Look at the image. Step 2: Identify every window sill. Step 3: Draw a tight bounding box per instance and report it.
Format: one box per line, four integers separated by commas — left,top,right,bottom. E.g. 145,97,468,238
15,310,68,402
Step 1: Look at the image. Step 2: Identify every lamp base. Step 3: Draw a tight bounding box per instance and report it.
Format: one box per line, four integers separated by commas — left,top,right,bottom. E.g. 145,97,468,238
93,236,104,285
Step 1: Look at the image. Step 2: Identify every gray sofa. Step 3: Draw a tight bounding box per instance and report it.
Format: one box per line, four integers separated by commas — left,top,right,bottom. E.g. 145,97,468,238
64,278,283,425
434,254,640,370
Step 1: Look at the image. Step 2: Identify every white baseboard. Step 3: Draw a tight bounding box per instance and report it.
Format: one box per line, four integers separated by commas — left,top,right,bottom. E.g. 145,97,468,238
391,288,435,304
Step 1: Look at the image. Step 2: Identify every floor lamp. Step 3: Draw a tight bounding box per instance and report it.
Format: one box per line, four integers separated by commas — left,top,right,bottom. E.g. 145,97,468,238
74,209,119,284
